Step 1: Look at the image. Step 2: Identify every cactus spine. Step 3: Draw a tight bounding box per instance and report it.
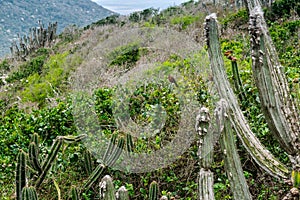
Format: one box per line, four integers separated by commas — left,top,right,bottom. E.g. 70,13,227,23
22,186,38,200
149,181,158,200
16,149,27,200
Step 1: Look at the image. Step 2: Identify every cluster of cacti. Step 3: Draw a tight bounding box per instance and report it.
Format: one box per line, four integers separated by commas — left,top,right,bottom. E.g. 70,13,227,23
15,133,87,200
81,133,125,193
203,0,300,198
10,21,57,60
69,173,178,200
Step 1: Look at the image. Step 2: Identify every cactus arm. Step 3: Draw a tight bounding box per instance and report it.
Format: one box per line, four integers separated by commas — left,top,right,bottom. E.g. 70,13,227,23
217,99,252,200
35,137,63,187
28,142,42,174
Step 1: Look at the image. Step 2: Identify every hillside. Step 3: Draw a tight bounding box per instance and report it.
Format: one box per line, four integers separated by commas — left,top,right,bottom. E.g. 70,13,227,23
0,0,299,199
0,0,114,57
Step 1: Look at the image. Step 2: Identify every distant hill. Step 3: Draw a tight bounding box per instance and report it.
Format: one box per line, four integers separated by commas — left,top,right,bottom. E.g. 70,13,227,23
0,0,115,57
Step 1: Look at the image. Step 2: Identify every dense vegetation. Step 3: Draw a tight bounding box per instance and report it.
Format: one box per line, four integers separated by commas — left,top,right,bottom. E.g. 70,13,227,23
0,0,299,199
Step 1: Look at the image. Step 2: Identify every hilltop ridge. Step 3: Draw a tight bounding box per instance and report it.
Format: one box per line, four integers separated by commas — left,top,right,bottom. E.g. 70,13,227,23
0,0,115,57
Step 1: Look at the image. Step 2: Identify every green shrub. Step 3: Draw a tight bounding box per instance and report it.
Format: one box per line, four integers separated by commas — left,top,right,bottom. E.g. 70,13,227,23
0,59,11,71
20,52,69,106
221,9,249,29
170,15,200,30
108,43,144,67
6,55,47,83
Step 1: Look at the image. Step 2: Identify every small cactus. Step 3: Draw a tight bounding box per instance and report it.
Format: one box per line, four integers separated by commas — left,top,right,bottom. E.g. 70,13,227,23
149,181,158,200
99,175,116,200
117,186,129,200
16,149,27,200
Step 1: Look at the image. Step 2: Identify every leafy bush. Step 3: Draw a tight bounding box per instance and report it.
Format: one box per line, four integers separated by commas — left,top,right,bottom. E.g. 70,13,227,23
108,43,144,67
0,59,11,71
6,55,47,83
265,0,300,21
21,51,69,106
171,15,200,30
221,9,249,29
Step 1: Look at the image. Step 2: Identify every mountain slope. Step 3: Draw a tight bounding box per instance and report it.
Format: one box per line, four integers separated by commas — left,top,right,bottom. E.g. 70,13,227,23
0,0,115,57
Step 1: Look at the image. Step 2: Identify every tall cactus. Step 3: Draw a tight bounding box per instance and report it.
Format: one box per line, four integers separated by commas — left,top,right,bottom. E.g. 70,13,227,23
205,13,288,179
16,149,27,200
10,21,58,59
149,181,158,200
126,134,134,156
196,107,215,200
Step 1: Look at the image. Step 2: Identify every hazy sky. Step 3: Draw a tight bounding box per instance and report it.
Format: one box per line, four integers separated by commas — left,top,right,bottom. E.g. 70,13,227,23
91,0,191,15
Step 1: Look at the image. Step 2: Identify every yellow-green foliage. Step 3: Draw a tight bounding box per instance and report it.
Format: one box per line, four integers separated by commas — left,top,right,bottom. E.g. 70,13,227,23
170,15,200,30
21,51,69,105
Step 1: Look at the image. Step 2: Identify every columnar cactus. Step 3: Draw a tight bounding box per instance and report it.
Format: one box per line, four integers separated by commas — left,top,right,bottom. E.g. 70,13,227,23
10,21,58,59
83,149,93,175
126,134,134,155
99,175,116,200
22,186,38,200
149,181,158,200
28,142,42,174
16,150,27,200
70,186,80,200
35,137,63,187
82,136,125,192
